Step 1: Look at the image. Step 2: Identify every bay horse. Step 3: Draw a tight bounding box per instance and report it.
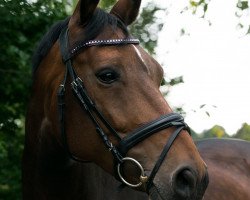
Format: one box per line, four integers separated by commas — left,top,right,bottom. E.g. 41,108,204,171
197,138,250,200
63,139,250,200
22,0,208,199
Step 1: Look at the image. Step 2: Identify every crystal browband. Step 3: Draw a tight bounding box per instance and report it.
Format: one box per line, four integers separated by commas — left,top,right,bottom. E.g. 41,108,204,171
70,38,140,58
60,27,140,62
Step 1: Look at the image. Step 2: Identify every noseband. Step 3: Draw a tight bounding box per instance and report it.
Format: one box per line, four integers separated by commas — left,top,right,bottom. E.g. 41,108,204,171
58,27,190,191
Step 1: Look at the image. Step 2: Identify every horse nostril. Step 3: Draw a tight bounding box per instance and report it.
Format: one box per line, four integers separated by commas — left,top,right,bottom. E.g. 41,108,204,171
172,168,197,198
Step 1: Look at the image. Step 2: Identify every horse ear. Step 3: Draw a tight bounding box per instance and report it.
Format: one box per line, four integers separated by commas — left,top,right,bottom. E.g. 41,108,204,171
71,0,100,25
110,0,141,25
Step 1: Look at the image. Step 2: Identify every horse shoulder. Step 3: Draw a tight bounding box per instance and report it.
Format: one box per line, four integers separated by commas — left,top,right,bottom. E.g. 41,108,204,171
196,139,250,200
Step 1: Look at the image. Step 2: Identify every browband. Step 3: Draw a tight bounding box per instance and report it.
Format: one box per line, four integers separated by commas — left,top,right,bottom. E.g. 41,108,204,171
61,28,140,62
71,38,140,55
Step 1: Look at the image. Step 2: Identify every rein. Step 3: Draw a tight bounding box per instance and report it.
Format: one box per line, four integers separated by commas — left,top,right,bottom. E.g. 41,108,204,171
57,26,190,191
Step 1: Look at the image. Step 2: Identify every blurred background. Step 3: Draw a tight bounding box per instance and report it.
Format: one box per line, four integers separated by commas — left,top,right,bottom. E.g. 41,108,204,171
0,0,249,199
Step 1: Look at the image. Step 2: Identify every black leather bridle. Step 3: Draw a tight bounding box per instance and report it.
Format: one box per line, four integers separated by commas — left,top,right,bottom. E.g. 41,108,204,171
57,26,190,191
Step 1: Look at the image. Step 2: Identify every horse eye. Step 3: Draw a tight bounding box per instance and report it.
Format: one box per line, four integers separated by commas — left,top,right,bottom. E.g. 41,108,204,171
96,69,120,84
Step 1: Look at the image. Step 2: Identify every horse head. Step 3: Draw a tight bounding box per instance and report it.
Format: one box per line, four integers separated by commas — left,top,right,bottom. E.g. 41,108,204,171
26,0,208,199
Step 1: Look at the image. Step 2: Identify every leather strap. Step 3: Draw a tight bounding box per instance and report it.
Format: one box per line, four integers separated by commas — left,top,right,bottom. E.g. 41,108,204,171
146,126,186,191
117,113,188,155
70,38,140,58
59,27,140,63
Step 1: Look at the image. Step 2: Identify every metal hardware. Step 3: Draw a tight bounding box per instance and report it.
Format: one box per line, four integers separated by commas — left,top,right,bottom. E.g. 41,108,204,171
117,157,148,188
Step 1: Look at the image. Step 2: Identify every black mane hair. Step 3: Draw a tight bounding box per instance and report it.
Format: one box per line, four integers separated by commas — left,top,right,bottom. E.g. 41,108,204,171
32,17,70,74
32,9,128,75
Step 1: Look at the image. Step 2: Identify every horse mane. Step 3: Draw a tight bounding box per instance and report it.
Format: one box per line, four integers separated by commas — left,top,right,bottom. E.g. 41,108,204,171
32,17,70,75
32,8,128,75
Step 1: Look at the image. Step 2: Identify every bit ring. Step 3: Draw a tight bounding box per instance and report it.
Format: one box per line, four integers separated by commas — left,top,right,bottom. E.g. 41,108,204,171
117,157,148,188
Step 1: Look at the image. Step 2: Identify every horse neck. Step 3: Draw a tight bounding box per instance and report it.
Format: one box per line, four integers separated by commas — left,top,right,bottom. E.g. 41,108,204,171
78,163,148,200
24,111,78,199
24,107,147,200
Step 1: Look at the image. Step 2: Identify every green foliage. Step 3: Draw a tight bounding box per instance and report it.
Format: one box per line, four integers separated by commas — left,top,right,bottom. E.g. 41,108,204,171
233,123,250,140
0,0,67,199
236,0,250,35
198,125,230,139
161,76,185,97
194,123,250,141
0,120,24,200
168,76,184,86
100,1,164,55
130,3,163,55
100,0,117,10
188,0,250,35
237,0,249,10
180,0,211,20
189,0,210,17
190,128,200,140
